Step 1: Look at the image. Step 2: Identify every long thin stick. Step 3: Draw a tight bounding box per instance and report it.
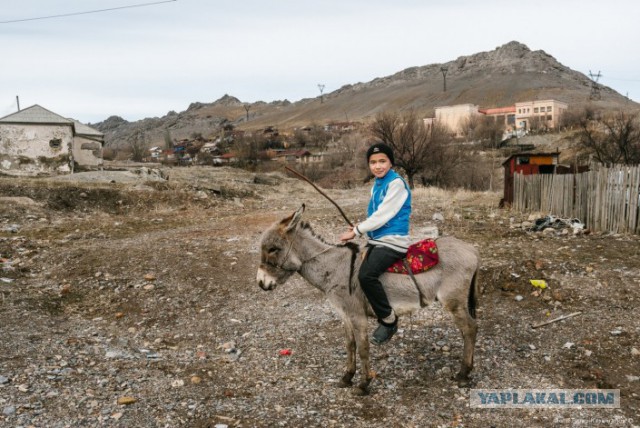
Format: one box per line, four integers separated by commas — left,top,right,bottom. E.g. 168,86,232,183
284,165,354,227
531,311,582,329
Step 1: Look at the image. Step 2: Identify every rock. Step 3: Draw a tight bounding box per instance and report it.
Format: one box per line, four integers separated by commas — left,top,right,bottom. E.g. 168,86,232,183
626,375,639,382
2,405,15,416
117,396,137,405
515,295,524,301
610,329,623,336
144,273,156,281
432,213,445,222
562,342,574,349
551,290,565,301
632,347,640,357
190,376,202,384
0,375,8,384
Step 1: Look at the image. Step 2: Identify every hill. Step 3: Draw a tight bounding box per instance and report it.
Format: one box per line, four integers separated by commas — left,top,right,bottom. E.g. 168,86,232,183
93,41,639,147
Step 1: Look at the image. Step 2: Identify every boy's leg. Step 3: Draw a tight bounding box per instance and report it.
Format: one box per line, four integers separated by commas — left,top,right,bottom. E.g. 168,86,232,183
359,245,405,344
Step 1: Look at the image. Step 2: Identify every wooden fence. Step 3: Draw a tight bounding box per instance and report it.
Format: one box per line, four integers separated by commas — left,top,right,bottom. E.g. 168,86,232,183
513,164,640,234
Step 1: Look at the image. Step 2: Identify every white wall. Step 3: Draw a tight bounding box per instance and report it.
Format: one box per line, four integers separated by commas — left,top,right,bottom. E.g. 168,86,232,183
0,123,73,171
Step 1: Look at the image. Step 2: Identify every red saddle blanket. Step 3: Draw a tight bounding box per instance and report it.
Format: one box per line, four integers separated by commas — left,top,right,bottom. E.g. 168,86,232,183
387,239,439,274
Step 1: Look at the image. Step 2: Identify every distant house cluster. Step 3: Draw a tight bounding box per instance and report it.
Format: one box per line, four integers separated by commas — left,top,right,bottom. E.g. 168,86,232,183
0,105,104,173
428,99,568,137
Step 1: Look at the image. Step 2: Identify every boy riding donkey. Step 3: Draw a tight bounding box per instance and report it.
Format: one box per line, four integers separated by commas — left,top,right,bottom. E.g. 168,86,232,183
340,143,411,345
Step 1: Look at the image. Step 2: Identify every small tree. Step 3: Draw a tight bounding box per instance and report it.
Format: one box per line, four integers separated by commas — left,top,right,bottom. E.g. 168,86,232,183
578,110,640,165
163,129,173,150
476,116,505,149
129,130,148,162
370,110,458,188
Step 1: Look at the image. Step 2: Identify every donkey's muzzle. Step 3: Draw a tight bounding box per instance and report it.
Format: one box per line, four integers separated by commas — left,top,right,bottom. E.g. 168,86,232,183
257,267,276,291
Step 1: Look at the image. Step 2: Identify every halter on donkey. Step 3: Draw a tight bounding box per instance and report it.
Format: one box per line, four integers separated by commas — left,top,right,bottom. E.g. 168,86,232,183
257,205,480,396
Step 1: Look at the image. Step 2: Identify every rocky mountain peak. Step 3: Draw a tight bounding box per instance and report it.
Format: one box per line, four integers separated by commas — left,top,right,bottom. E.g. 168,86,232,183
212,94,242,106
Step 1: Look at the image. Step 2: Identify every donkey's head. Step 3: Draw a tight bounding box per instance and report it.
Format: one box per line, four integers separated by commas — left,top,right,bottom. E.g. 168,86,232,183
257,205,306,291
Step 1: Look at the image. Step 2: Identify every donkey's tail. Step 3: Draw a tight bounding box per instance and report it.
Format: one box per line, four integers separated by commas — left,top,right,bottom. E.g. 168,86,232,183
468,269,479,319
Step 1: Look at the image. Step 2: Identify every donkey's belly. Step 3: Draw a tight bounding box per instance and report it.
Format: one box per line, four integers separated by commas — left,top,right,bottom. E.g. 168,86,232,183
381,271,439,315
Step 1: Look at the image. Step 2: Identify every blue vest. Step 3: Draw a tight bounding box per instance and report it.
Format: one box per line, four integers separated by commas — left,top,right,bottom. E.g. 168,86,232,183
366,170,411,240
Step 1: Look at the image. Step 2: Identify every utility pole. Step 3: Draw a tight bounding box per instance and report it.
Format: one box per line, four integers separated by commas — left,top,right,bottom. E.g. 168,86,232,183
440,66,448,92
588,70,602,100
16,95,20,111
244,104,251,121
318,84,325,103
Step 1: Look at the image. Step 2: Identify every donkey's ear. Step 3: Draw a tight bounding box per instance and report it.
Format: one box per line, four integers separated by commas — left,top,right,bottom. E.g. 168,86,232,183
282,204,305,232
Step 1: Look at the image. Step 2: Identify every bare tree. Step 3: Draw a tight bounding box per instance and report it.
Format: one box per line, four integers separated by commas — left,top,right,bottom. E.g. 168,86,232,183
129,130,148,162
476,116,505,149
460,115,481,142
578,110,640,165
163,129,173,150
370,110,459,188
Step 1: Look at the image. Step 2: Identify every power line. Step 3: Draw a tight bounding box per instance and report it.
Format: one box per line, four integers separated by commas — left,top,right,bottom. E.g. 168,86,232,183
588,70,602,101
0,0,177,24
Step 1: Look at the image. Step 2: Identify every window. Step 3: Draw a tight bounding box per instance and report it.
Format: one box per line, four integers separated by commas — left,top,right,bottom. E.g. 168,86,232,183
517,156,530,165
49,138,62,149
547,106,552,112
547,115,552,121
534,107,539,113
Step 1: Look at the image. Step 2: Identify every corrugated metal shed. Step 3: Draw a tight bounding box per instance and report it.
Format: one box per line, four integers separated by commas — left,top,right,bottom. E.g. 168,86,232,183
502,152,560,206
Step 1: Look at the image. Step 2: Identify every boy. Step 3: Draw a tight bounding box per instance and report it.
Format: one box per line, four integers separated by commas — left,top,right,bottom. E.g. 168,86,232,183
340,143,411,345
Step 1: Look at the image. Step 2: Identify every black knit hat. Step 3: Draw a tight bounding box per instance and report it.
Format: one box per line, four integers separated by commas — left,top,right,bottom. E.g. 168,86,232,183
366,143,394,165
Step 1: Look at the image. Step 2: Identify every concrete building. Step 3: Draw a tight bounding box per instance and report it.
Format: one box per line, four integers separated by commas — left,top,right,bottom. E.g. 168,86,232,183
0,104,104,173
478,106,516,131
431,100,568,137
515,99,568,131
435,104,479,136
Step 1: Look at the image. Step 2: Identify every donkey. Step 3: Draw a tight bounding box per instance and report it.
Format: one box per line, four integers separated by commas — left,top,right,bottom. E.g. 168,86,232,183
257,205,479,395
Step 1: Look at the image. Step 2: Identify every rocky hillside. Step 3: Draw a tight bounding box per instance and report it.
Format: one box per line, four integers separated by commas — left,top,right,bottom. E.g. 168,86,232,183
93,41,639,147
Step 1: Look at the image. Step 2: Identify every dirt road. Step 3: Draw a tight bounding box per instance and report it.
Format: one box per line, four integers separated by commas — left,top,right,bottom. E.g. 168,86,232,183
1,167,638,427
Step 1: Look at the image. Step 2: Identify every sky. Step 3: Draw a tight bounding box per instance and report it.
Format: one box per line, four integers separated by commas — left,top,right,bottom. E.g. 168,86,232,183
2,0,639,124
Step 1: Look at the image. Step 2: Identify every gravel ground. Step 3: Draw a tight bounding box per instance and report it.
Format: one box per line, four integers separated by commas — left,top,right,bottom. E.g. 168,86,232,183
0,166,639,427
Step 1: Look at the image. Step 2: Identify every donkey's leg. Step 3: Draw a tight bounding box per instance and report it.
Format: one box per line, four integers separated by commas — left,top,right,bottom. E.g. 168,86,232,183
338,321,356,388
352,317,372,396
447,302,477,387
440,280,477,388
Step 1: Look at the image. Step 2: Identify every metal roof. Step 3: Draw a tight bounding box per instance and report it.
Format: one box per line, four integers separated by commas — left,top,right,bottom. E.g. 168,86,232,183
71,120,103,137
0,104,72,125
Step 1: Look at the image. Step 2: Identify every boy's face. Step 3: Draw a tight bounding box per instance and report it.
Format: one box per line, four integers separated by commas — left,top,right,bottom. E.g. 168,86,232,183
368,153,392,179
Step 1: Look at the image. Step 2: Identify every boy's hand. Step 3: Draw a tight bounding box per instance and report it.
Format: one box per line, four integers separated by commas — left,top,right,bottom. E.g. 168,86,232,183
339,228,356,242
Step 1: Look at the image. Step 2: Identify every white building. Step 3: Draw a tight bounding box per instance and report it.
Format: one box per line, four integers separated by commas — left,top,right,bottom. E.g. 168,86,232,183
0,104,104,173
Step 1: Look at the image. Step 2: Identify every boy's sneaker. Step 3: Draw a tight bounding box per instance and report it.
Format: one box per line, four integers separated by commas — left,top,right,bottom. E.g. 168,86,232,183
371,319,398,345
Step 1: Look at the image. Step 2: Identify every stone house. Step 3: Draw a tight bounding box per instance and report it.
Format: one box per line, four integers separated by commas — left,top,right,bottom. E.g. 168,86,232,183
0,104,104,173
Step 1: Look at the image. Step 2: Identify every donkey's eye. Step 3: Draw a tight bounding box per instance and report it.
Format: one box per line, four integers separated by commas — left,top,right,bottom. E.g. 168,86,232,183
268,247,280,255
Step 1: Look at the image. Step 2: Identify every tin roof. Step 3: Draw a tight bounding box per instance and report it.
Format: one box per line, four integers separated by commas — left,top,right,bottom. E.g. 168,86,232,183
501,152,560,166
0,104,72,125
71,119,103,137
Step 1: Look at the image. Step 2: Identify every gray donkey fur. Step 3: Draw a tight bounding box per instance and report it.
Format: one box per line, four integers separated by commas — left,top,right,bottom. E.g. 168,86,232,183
257,205,479,395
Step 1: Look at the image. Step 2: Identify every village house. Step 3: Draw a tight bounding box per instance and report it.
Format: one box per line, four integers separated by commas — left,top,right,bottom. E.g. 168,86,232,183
0,104,104,173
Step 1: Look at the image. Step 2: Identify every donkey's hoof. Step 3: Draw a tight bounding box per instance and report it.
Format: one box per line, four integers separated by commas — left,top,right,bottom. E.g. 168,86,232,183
455,373,472,388
351,385,369,396
337,378,353,388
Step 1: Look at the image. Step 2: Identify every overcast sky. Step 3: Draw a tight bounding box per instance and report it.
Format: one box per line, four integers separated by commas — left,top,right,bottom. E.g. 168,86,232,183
2,0,639,124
